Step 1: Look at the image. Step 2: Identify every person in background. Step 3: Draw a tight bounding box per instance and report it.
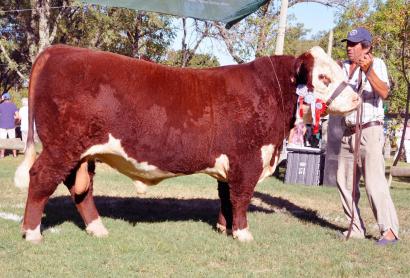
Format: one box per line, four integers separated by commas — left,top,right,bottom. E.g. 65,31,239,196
336,27,399,245
0,92,19,158
288,118,306,147
18,97,29,145
319,115,329,150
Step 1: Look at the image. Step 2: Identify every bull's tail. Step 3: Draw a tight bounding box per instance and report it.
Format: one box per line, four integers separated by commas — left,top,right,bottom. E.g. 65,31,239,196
14,52,44,189
14,142,36,188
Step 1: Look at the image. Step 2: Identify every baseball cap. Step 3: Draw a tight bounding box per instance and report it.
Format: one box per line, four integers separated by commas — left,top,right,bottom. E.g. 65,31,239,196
2,92,11,100
341,27,372,43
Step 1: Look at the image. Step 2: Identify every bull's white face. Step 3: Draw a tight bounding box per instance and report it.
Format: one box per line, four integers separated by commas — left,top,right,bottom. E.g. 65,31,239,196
308,46,360,115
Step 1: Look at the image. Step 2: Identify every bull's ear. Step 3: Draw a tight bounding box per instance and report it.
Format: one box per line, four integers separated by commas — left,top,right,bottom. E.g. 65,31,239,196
295,52,314,92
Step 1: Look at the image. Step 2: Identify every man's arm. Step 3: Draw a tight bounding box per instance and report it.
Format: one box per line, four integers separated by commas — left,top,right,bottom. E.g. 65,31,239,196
358,53,389,99
366,67,389,99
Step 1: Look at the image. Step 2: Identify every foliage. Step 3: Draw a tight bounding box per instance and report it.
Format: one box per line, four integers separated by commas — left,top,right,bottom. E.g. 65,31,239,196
164,50,220,68
57,7,176,62
371,0,409,113
0,38,22,93
0,0,176,94
0,0,73,91
283,22,317,56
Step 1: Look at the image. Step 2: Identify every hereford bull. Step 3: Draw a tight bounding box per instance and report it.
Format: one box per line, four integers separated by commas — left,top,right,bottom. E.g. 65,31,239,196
15,45,359,243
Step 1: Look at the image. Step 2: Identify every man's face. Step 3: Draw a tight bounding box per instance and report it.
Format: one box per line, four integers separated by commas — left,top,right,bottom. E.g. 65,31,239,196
346,41,368,63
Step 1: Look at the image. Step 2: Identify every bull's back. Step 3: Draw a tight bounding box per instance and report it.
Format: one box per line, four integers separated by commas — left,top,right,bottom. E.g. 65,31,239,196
34,45,235,126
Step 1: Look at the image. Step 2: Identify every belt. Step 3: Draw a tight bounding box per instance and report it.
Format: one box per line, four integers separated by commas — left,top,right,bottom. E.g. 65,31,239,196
345,121,382,135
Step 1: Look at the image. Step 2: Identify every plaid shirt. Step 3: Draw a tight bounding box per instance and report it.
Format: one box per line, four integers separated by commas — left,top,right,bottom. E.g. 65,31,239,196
343,58,390,126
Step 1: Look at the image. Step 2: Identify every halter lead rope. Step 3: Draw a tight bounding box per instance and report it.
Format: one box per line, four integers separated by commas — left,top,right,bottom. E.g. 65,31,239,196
345,69,367,241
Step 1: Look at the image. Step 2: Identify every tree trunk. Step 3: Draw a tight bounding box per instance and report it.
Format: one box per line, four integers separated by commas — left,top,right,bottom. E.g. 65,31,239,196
254,1,272,57
180,19,208,67
327,29,333,56
28,0,66,64
274,0,288,55
181,18,188,67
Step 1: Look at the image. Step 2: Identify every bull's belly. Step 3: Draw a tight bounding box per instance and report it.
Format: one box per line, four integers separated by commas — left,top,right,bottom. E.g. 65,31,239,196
81,134,278,185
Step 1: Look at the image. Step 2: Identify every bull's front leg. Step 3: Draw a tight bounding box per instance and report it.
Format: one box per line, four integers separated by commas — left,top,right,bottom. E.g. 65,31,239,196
230,186,255,242
64,160,108,237
228,165,260,242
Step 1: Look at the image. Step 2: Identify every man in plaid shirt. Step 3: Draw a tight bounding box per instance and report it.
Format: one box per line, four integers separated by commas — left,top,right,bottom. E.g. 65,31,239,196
337,27,399,245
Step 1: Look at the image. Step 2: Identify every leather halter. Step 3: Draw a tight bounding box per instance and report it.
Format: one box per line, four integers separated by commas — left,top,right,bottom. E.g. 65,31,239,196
325,81,349,106
326,64,360,107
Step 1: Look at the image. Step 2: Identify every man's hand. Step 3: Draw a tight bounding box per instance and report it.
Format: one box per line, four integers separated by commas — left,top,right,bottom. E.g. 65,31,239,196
358,53,373,73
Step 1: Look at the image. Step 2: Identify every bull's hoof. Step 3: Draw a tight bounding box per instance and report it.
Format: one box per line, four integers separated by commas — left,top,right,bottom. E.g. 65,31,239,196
86,217,109,237
216,223,232,235
23,225,43,244
233,228,254,242
134,180,148,195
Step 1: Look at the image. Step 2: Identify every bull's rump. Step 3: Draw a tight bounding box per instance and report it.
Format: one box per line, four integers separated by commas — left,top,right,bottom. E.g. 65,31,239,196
31,45,275,178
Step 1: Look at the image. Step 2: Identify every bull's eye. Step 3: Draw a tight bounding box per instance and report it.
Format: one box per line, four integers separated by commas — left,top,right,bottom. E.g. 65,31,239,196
318,74,331,87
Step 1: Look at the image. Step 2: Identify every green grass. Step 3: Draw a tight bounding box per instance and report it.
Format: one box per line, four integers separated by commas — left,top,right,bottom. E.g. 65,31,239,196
1,155,410,277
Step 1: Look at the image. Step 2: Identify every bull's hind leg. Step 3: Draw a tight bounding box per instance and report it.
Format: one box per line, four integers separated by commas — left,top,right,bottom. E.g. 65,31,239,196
64,160,108,237
216,181,232,235
74,160,91,195
22,151,69,243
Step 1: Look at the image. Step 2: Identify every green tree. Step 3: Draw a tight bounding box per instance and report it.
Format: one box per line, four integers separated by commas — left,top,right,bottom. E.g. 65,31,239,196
56,6,176,62
283,22,320,56
164,50,219,68
0,0,176,94
0,0,71,88
371,0,409,113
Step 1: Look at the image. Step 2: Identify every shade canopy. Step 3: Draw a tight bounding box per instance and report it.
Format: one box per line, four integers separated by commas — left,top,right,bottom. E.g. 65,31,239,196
81,0,269,28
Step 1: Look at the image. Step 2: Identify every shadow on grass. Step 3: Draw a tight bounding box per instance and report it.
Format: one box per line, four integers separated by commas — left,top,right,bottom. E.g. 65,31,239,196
42,196,272,230
253,191,344,232
42,192,343,233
